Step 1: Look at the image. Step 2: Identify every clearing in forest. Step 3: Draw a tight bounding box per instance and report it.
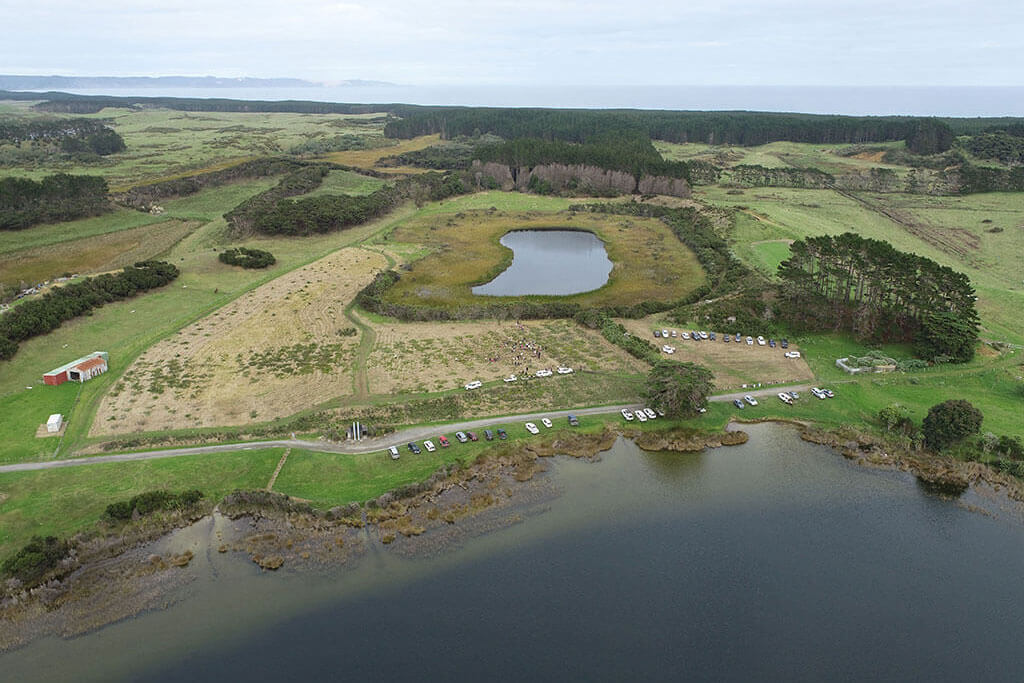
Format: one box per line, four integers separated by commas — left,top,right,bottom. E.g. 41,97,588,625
93,247,386,434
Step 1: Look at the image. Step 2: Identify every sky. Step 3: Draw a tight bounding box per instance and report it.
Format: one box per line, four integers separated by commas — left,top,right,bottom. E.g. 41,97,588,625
2,0,1022,86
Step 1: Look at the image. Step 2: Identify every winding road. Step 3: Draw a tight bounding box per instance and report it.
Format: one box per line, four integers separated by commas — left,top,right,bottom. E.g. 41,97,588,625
0,384,813,474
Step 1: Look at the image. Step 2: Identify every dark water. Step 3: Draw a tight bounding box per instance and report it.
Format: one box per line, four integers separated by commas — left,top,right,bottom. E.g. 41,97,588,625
472,230,613,296
5,423,1024,682
34,85,1024,116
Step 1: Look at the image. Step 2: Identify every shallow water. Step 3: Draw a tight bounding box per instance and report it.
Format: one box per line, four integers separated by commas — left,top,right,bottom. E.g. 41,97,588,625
5,423,1024,682
472,230,613,296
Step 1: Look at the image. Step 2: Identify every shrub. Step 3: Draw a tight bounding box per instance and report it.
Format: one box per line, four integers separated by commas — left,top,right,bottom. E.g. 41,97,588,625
922,399,983,451
219,247,276,269
2,536,70,586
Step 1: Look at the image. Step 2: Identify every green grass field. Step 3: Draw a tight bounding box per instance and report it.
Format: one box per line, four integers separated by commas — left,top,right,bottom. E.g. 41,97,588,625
0,449,282,559
299,169,387,198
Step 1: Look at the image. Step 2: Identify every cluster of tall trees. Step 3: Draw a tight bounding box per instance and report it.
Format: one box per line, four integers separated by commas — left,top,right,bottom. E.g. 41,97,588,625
0,117,125,159
474,136,691,181
0,260,179,361
963,131,1024,165
224,165,330,233
777,233,978,361
0,173,110,230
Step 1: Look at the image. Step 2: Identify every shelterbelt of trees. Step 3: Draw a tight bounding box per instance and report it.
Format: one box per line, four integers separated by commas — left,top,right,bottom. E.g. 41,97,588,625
0,173,111,230
777,233,979,362
0,261,179,361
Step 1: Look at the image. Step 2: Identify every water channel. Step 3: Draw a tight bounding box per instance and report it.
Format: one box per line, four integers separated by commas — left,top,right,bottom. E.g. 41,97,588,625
472,229,613,296
5,423,1024,681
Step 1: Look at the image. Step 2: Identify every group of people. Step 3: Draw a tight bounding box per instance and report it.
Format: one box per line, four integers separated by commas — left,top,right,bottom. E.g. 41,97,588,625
485,321,550,378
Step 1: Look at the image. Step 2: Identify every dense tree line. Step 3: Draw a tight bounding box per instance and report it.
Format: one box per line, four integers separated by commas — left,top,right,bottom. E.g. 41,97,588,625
380,141,477,169
0,173,110,230
384,107,954,151
957,163,1024,193
0,116,125,162
223,165,331,233
777,233,978,361
218,247,276,268
474,136,691,181
0,260,179,361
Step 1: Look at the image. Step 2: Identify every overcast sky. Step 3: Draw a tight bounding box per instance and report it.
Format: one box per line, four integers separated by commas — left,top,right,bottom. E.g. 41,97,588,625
2,0,1021,86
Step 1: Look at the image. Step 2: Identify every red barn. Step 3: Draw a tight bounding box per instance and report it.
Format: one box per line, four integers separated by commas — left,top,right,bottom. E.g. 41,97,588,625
43,351,109,386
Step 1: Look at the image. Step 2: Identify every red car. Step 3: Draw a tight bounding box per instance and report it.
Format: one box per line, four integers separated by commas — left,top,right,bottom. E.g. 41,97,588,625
438,435,450,448
467,431,479,442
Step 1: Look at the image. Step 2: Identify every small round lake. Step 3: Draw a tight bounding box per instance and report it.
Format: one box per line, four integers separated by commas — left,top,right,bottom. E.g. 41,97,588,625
472,229,613,296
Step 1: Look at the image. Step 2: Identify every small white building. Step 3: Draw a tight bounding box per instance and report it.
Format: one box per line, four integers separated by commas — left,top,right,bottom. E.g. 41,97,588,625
46,413,63,433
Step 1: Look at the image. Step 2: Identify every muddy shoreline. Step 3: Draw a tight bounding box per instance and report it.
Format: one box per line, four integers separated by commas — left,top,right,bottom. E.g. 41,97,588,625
3,421,1021,652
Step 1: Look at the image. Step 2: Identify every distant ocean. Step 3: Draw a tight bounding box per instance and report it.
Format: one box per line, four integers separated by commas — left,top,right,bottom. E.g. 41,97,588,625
28,84,1024,117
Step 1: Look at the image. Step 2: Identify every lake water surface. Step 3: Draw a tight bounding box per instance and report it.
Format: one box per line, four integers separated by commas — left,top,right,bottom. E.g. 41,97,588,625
472,230,612,296
5,423,1024,682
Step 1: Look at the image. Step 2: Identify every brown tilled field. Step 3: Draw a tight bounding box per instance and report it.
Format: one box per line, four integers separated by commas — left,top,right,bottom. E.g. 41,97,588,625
93,247,387,435
322,134,441,174
366,318,649,395
618,317,815,390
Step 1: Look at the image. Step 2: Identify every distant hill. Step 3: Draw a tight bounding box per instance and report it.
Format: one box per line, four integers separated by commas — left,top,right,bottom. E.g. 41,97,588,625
0,75,395,90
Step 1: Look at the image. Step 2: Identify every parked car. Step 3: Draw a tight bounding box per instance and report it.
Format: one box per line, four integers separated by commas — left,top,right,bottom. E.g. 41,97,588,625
464,380,482,390
757,336,766,346
778,392,793,405
467,431,479,441
438,435,450,447
744,394,759,406
635,410,648,422
661,329,669,337
781,339,789,349
769,339,776,348
644,408,657,419
455,431,469,443
389,445,400,460
484,429,494,441
746,336,754,345
497,428,508,440
733,399,746,409
654,330,662,338
784,351,801,358
681,331,690,339
700,331,709,339
536,369,553,377
723,334,731,343
656,409,665,417
557,367,573,374
811,388,826,400
621,409,635,421
692,331,702,341
408,442,421,454
504,375,517,382
424,440,436,452
662,345,676,354
670,330,678,337
823,389,835,398
568,414,580,427
525,422,540,435
541,418,553,428
709,332,717,340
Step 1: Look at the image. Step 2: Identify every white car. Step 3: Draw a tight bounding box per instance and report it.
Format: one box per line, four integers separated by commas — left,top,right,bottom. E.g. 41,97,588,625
557,367,573,374
661,329,669,337
423,440,436,452
536,369,553,377
778,392,793,404
621,409,635,421
541,418,553,428
743,395,758,406
757,336,766,346
504,375,517,382
746,336,754,345
388,445,400,460
635,410,648,422
662,345,676,354
464,380,482,390
681,331,690,340
784,351,801,359
700,331,709,339
525,422,540,434
644,408,657,419
670,330,678,337
811,387,826,400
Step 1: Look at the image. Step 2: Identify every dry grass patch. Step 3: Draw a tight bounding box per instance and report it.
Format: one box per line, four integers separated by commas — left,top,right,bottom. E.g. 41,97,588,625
618,317,815,391
322,134,441,174
94,247,387,434
366,318,648,394
382,210,705,310
0,220,197,289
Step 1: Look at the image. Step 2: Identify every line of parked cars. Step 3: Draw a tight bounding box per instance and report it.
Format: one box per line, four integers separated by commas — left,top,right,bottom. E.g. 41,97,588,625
656,328,796,356
729,387,834,410
471,367,574,388
388,414,581,459
620,407,663,422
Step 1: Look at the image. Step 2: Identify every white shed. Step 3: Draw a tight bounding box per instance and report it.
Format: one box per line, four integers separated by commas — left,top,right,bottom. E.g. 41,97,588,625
46,413,63,433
